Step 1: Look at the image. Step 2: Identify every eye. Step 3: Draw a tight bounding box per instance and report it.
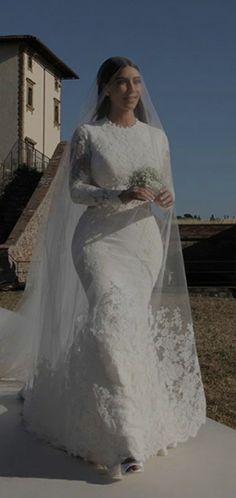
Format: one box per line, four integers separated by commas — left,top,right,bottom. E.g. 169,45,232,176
113,76,142,88
115,78,127,85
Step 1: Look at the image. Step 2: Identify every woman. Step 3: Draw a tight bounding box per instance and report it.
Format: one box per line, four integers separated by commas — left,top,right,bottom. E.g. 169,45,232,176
0,57,206,480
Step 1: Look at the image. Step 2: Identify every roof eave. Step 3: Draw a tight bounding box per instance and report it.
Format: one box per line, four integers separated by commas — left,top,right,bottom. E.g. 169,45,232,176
0,35,79,80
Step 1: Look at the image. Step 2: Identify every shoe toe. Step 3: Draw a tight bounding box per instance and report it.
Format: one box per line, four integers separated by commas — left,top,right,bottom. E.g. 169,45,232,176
107,464,123,480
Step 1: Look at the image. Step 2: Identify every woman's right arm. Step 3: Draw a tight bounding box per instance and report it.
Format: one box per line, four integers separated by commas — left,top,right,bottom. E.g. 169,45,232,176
69,125,123,207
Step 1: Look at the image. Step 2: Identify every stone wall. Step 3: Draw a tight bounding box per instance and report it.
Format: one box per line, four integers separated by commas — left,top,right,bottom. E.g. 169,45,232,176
0,142,66,285
180,223,236,286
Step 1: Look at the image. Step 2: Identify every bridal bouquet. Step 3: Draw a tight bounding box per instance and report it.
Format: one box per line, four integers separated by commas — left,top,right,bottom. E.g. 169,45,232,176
128,167,164,195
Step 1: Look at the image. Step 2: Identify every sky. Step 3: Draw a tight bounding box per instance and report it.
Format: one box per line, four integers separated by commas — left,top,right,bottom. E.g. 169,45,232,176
1,0,235,218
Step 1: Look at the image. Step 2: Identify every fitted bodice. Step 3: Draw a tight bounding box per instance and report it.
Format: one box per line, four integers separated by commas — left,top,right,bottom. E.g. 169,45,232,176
69,117,174,209
87,118,164,189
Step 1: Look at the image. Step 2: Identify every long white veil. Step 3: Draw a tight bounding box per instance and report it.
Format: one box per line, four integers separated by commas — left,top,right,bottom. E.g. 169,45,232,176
0,60,206,454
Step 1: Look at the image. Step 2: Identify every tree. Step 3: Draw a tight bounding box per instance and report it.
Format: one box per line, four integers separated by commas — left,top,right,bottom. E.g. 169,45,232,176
183,213,193,218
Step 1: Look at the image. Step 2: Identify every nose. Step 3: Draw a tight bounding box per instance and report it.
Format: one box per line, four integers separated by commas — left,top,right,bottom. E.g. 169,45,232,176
127,80,136,94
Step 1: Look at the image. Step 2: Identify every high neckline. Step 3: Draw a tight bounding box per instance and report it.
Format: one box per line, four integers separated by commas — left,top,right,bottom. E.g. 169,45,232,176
105,117,139,129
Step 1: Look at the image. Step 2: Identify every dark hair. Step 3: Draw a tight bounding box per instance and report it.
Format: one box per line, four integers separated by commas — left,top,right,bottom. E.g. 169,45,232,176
95,56,147,122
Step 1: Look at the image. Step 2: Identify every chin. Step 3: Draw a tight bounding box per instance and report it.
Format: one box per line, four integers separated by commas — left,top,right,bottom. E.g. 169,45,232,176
123,102,138,111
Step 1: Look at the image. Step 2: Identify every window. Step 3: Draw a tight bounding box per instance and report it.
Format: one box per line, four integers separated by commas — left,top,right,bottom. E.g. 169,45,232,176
54,77,60,91
25,137,36,167
54,98,60,127
28,55,33,70
26,78,36,111
28,86,33,107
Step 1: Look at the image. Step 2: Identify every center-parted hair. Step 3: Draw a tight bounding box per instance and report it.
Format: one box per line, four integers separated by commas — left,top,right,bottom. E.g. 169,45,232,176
95,56,147,122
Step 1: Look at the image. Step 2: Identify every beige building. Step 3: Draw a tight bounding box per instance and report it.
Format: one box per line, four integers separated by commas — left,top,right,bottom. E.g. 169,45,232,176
0,35,79,176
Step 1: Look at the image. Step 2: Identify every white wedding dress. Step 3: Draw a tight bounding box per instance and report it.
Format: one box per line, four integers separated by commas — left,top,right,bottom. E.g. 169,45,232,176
22,117,206,468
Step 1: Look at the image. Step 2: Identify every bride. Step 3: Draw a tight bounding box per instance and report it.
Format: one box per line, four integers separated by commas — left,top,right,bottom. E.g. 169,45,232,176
0,56,206,480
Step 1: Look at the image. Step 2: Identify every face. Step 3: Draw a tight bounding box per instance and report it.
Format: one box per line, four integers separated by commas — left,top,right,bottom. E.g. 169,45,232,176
106,66,142,112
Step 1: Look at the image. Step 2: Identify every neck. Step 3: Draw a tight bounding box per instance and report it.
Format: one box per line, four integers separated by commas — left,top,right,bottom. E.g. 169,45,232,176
108,110,136,126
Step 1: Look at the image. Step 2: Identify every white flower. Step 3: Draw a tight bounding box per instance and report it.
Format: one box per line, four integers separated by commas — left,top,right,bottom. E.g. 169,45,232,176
129,167,164,194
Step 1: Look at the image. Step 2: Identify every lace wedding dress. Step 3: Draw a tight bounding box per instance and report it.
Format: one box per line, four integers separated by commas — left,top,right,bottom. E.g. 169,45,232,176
23,117,206,468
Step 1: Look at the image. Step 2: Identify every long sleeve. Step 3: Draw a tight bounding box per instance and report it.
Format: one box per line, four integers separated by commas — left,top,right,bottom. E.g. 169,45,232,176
161,131,175,203
69,125,123,207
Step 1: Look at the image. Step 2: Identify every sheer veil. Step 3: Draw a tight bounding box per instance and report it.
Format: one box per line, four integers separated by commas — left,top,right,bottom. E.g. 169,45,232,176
0,60,206,441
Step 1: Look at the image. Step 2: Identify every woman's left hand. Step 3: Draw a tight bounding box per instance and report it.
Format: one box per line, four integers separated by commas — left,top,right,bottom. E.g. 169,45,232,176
154,187,173,208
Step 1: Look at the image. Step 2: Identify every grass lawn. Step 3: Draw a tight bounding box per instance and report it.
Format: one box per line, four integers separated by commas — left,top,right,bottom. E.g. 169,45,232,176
190,295,236,430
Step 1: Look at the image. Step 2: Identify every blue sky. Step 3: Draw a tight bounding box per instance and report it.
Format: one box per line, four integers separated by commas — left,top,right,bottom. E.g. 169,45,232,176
1,0,235,218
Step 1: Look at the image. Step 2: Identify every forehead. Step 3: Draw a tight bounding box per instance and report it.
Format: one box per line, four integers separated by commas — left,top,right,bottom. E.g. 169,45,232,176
116,66,141,79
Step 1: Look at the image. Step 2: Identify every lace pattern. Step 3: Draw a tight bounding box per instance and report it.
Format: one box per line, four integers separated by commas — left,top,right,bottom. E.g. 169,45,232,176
23,287,206,467
22,118,206,468
69,119,175,209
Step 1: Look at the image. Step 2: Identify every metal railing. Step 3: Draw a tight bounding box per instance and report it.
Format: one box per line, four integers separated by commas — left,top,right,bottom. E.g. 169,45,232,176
0,140,50,194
